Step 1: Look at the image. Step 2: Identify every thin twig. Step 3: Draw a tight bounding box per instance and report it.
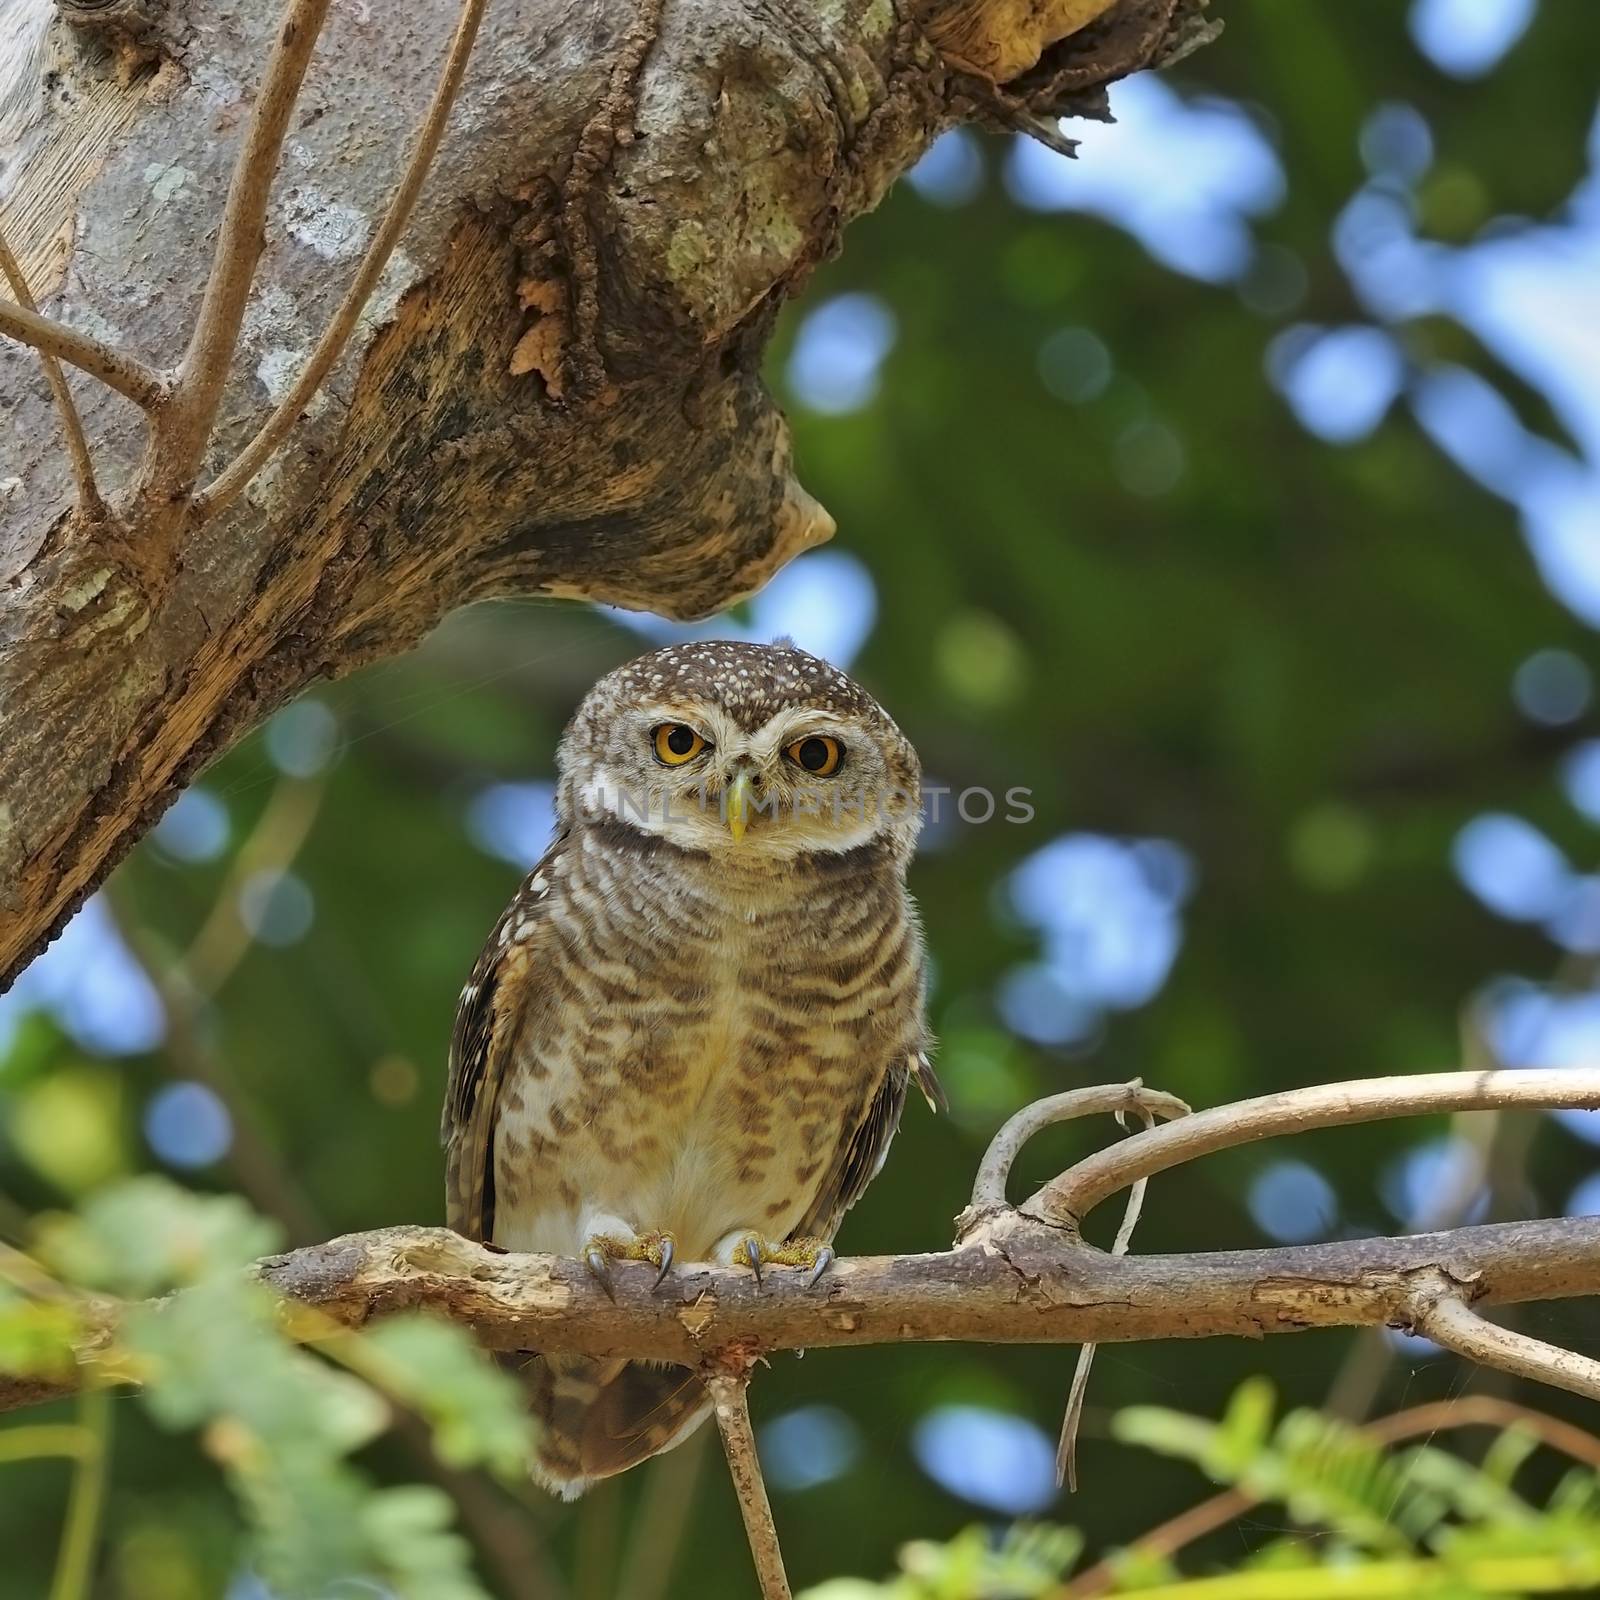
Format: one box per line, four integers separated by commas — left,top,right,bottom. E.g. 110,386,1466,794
148,0,335,501
0,233,104,520
965,1081,1190,1219
1032,1069,1600,1229
0,296,165,410
616,1425,710,1600
1365,1393,1600,1468
1057,1100,1158,1490
1412,1293,1600,1403
705,1370,790,1600
198,0,489,518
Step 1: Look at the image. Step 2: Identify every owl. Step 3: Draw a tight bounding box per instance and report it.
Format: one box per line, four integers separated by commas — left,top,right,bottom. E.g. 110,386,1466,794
442,639,941,1498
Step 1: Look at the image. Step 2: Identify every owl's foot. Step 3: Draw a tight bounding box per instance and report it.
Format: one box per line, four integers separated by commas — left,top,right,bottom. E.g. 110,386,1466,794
722,1231,836,1289
582,1230,677,1295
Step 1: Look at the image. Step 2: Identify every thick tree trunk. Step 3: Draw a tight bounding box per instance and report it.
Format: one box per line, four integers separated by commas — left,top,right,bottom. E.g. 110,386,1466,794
0,0,1212,983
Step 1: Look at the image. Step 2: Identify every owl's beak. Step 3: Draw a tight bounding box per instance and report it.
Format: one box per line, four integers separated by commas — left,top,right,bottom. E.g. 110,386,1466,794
726,772,754,843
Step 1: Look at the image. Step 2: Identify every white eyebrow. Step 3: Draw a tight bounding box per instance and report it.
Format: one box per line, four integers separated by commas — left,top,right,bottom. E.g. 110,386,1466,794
745,707,848,754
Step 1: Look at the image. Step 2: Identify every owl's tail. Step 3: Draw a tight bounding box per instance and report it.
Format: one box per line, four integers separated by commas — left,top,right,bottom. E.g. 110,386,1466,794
510,1352,711,1499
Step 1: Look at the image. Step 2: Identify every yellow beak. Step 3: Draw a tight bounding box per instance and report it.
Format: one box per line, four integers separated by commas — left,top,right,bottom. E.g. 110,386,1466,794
726,772,754,843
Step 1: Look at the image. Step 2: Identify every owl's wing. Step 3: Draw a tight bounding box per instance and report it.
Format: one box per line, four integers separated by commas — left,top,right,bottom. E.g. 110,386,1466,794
442,845,562,1243
792,1046,943,1242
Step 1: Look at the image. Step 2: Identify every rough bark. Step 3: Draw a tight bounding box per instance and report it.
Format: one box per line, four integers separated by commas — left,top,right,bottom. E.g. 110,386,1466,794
0,0,1213,984
9,1066,1600,1417
5,1216,1598,1416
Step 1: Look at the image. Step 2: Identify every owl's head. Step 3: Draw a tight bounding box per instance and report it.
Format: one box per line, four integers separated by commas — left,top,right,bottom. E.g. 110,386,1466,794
556,640,921,860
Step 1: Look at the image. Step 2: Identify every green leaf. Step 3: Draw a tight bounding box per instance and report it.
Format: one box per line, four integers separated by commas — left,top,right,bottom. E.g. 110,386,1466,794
1112,1406,1223,1472
362,1485,492,1600
1209,1378,1277,1479
358,1314,531,1477
41,1177,280,1296
0,1290,81,1381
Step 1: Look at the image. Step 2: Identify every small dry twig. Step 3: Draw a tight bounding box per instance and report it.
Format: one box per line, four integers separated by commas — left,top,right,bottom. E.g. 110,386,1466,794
0,230,103,520
0,295,165,408
706,1368,791,1600
198,0,489,516
963,1080,1189,1220
1057,1097,1161,1489
145,0,335,502
1029,1068,1600,1227
957,1080,1192,1490
1412,1291,1600,1403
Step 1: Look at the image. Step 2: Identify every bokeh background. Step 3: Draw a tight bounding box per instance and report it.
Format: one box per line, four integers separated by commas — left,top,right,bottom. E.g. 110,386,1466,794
6,0,1600,1593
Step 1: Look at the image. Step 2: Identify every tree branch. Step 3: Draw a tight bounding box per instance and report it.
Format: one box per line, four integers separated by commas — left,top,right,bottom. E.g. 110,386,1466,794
706,1369,791,1600
6,1067,1599,1596
1028,1068,1600,1229
195,0,490,519
0,232,104,521
145,0,335,502
1413,1294,1600,1404
0,296,165,410
1,0,1203,990
6,1069,1597,1426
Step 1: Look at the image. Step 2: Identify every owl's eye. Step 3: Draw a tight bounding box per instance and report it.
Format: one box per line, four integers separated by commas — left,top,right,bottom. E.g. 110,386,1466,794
653,723,707,765
786,735,842,776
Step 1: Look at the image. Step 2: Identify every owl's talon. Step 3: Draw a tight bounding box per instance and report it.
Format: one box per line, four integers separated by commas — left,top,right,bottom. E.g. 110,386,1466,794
585,1245,616,1299
581,1229,675,1296
653,1233,676,1287
720,1231,835,1288
737,1233,765,1286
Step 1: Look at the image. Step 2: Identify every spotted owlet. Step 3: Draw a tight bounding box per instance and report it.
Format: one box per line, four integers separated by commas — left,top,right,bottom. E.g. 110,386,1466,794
442,639,940,1498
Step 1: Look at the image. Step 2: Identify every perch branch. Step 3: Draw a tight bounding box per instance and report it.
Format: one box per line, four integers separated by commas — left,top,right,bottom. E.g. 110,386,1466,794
197,0,489,518
1030,1068,1600,1228
5,1213,1600,1417
0,297,165,410
1412,1293,1600,1404
0,233,103,521
4,1071,1598,1420
706,1369,791,1600
147,0,334,501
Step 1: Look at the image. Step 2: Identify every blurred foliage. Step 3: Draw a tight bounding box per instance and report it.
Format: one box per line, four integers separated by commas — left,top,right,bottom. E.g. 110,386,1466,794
5,0,1600,1594
805,1380,1600,1598
4,1178,532,1599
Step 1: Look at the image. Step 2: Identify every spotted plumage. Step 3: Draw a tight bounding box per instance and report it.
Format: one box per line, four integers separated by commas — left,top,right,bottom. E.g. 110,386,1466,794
442,639,938,1497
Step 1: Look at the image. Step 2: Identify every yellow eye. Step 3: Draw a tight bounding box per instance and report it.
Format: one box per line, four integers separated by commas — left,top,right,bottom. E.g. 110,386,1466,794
786,735,842,776
653,723,707,765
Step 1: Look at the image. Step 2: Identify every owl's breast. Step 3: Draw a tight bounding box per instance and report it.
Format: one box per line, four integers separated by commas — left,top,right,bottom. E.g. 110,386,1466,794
493,842,920,1259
